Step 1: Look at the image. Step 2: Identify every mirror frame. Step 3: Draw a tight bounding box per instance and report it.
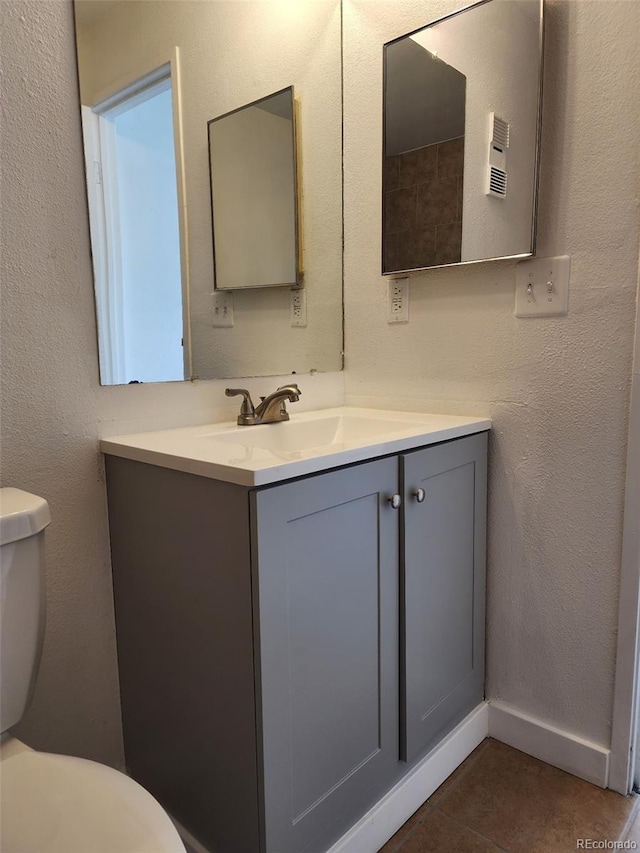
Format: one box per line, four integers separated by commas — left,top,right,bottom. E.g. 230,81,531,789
381,0,545,275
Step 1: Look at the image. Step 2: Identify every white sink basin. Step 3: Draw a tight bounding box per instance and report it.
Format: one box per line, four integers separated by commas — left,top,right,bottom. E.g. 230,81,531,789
101,407,491,486
202,415,421,454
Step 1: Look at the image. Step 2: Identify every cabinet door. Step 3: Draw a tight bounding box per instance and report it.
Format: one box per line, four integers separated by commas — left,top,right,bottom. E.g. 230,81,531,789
251,458,399,853
401,432,487,763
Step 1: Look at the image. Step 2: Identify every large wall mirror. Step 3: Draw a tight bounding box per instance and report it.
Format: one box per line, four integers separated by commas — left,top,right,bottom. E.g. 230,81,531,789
383,0,544,273
73,0,343,385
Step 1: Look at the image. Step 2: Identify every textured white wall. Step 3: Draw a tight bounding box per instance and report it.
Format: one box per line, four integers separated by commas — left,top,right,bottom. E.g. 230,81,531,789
0,0,344,767
343,0,639,746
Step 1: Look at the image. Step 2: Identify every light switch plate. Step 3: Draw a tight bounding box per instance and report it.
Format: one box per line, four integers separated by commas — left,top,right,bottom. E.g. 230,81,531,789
212,291,234,327
515,255,570,317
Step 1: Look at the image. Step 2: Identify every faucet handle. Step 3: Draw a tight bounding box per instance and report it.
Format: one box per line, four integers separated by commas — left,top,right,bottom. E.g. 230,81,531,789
225,388,255,418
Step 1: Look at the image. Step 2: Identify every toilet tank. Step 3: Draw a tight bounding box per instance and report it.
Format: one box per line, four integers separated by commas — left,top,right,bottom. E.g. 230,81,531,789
0,488,50,734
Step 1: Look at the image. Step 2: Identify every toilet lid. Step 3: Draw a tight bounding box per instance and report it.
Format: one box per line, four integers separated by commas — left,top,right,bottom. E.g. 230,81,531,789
0,747,186,853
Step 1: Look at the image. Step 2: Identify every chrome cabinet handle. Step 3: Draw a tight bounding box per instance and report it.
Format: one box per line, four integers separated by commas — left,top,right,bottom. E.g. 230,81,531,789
413,488,425,503
388,494,402,510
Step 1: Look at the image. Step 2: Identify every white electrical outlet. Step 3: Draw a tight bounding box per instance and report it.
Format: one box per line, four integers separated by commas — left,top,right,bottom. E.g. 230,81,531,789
515,255,571,317
212,291,234,327
388,277,409,323
290,288,307,327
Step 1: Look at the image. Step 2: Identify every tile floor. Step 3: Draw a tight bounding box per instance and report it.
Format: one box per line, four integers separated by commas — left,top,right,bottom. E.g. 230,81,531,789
379,738,640,852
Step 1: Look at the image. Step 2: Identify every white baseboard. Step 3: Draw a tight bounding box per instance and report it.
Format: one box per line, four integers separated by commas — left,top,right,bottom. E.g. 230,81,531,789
171,700,612,853
167,704,488,853
326,702,490,853
488,700,610,788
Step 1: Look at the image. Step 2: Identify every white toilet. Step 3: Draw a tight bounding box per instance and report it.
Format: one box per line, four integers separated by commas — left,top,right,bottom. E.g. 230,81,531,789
0,488,186,853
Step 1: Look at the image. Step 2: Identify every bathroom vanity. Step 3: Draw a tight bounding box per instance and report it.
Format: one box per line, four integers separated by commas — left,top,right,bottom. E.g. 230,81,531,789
102,408,489,853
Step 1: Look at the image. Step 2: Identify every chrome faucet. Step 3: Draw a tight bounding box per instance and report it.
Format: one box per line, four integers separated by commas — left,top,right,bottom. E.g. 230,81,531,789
225,384,301,426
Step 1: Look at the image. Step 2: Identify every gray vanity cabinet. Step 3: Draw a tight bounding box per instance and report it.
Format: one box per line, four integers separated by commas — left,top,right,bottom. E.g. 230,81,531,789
400,432,487,763
105,430,487,853
251,457,400,853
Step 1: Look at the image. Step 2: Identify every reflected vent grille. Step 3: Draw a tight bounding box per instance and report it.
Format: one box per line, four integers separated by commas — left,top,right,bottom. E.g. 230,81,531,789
492,114,510,150
488,167,508,198
486,112,510,199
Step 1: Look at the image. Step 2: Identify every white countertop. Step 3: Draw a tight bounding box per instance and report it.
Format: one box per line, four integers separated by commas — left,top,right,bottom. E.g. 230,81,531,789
100,407,491,486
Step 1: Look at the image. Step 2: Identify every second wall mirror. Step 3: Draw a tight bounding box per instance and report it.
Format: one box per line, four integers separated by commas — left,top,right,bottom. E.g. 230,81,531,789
383,0,544,274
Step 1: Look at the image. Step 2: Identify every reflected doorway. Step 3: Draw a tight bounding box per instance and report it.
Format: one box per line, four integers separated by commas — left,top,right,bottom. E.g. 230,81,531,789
81,69,185,384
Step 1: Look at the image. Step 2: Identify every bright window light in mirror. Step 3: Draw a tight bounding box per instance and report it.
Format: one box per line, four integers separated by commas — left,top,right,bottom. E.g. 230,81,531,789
382,0,544,274
80,67,186,385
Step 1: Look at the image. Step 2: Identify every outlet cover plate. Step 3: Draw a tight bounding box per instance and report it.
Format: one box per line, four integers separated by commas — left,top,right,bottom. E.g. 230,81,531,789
212,291,234,327
515,255,571,317
290,288,307,327
388,277,409,323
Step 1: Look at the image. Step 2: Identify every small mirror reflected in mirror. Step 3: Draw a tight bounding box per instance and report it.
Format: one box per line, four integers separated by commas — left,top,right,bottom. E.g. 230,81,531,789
208,88,299,291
